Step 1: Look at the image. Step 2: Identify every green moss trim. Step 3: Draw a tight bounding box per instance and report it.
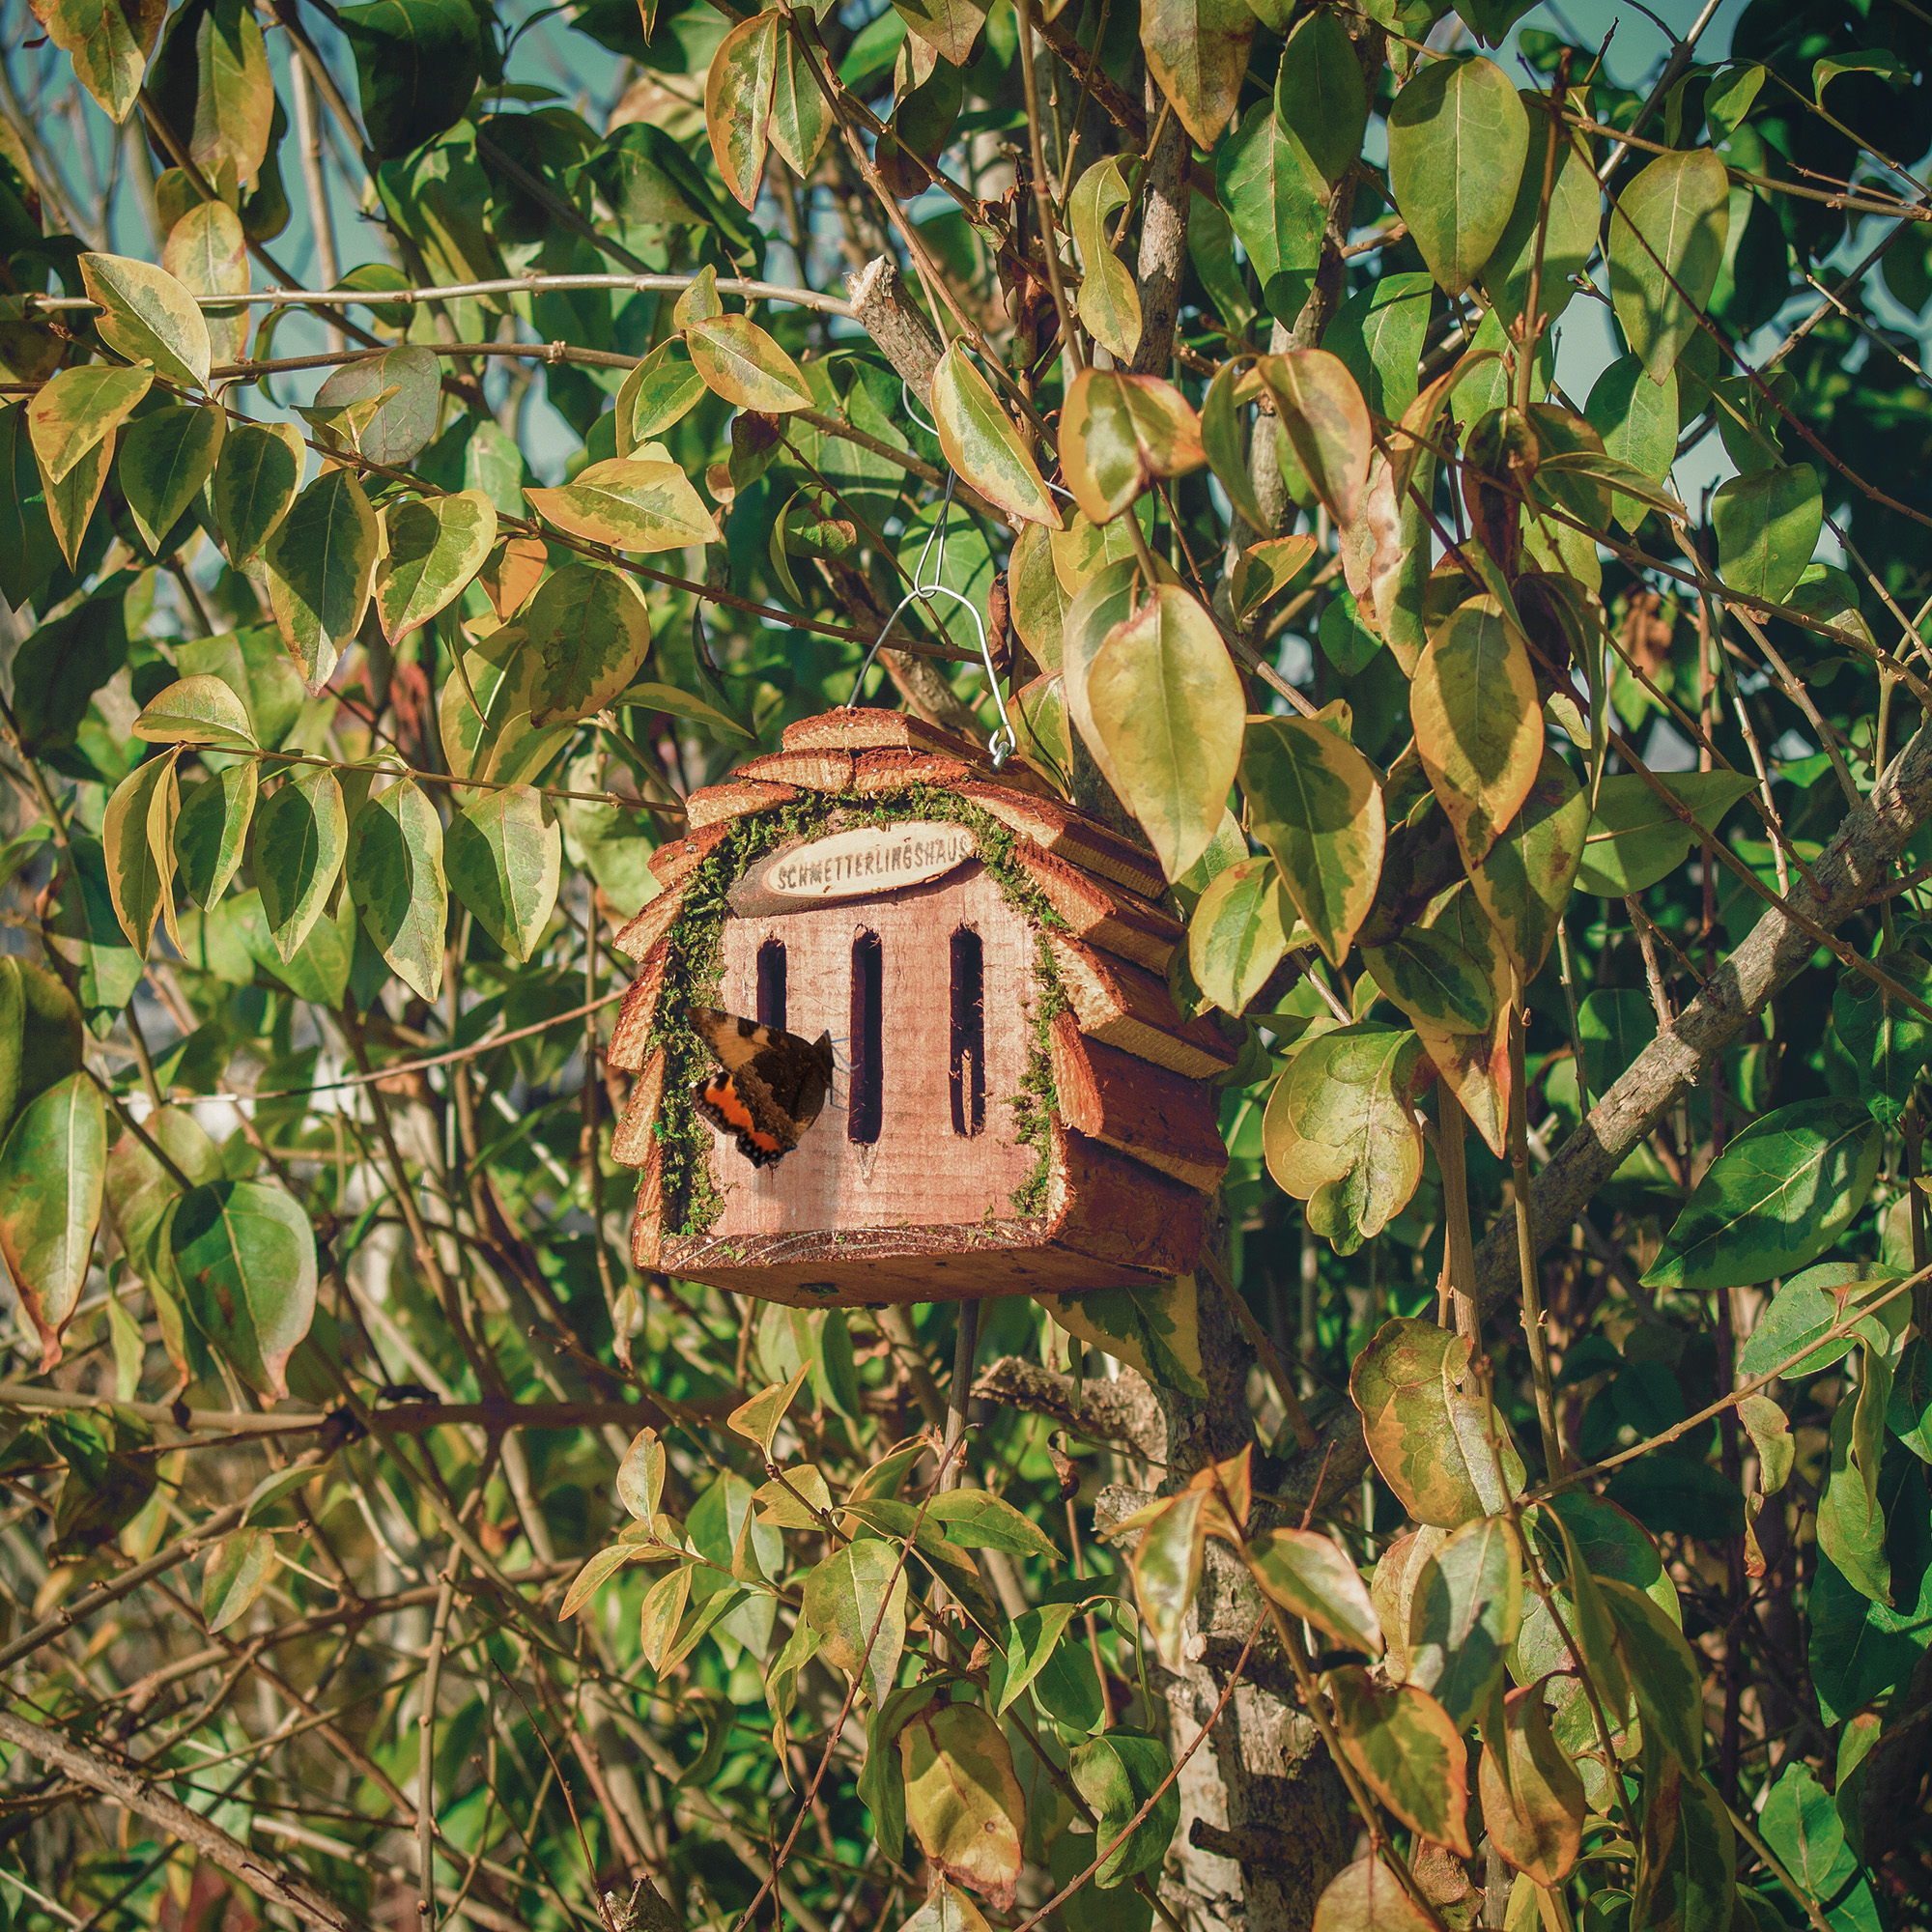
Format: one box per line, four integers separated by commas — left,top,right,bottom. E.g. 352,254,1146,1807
646,786,1067,1238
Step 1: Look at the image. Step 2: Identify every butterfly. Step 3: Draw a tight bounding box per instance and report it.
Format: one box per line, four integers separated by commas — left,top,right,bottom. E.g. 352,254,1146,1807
690,1007,836,1168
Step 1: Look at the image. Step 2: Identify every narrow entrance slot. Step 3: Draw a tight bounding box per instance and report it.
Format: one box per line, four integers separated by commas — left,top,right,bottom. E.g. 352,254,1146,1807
756,938,787,1032
950,928,984,1137
848,931,883,1144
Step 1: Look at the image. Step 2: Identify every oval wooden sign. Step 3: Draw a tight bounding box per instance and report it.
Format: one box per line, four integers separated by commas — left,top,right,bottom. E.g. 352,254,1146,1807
728,821,977,913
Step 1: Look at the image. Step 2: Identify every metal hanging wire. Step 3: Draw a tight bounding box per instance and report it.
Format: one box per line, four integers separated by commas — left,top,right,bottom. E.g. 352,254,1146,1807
844,470,1017,770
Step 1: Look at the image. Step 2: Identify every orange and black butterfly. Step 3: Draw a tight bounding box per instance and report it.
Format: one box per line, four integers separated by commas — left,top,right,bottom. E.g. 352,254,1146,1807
690,1008,836,1168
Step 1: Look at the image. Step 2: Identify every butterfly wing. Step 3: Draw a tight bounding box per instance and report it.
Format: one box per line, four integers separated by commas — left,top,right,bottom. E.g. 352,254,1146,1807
690,1009,834,1163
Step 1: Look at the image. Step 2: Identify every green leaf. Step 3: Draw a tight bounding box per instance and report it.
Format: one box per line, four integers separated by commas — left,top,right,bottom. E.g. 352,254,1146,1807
526,458,721,554
0,958,83,1139
213,419,305,566
1631,1756,1734,1929
0,1072,104,1372
0,401,61,611
174,762,258,909
769,23,830,179
164,1179,317,1401
1139,0,1253,148
898,1701,1026,1910
1469,748,1587,978
1736,1262,1902,1379
615,340,708,451
1643,1098,1883,1293
1585,354,1679,533
1327,1667,1472,1858
135,674,257,751
1327,273,1434,423
1607,147,1731,385
100,753,177,952
924,1490,1059,1560
202,1528,277,1633
1406,1514,1521,1731
1712,463,1823,607
1574,769,1756,896
520,563,655,725
339,0,480,159
1265,1024,1427,1254
1215,103,1326,322
1275,10,1367,184
1412,595,1542,870
45,837,145,1025
1258,349,1371,529
265,468,381,689
378,489,497,645
254,764,349,962
313,345,441,468
1312,1858,1437,1931
1818,1343,1894,1605
1084,584,1244,881
615,1426,668,1521
1483,100,1600,327
1759,1762,1858,1902
1068,1730,1179,1887
1189,854,1291,1016
803,1537,907,1706
118,403,225,554
78,252,211,388
347,780,447,1002
1386,56,1529,297
1126,1489,1206,1668
27,363,154,487
930,342,1061,530
1833,950,1932,1126
1051,1274,1206,1400
1247,1527,1382,1655
989,1603,1083,1716
444,784,560,963
147,0,274,187
1241,715,1385,968
1362,926,1495,1037
1068,158,1140,362
1203,363,1267,535
1350,1316,1526,1529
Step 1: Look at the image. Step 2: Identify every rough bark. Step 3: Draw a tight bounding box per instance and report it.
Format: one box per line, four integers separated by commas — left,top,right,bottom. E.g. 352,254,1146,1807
1131,71,1190,376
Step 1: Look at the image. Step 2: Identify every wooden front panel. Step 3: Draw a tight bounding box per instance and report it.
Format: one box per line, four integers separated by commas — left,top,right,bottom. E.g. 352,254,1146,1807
705,863,1041,1236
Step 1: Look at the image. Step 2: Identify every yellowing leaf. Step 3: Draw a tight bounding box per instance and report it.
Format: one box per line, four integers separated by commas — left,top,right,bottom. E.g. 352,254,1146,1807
101,753,178,951
1059,367,1206,525
930,342,1061,529
704,12,779,210
378,489,497,643
527,459,722,552
1141,0,1255,148
203,1528,278,1634
899,1702,1026,1910
1411,595,1542,870
727,1363,813,1456
1326,1666,1473,1859
1068,159,1141,362
346,780,447,1003
1241,715,1384,967
804,1537,907,1705
1084,584,1244,880
1314,1858,1438,1932
135,674,256,751
1479,1685,1585,1885
0,1071,105,1373
26,0,163,122
685,314,813,412
1248,1527,1382,1656
893,0,987,68
1258,349,1371,528
28,363,153,487
444,784,560,963
79,252,213,389
1189,854,1291,1015
521,563,655,725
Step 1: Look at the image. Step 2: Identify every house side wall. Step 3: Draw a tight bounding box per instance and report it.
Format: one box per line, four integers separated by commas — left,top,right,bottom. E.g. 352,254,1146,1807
704,862,1042,1237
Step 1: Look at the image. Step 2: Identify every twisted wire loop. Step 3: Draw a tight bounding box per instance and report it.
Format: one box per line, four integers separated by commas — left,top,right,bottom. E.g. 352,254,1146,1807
845,469,1017,770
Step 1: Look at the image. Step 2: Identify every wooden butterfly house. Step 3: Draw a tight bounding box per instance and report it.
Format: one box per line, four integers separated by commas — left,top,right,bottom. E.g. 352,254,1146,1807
605,708,1236,1306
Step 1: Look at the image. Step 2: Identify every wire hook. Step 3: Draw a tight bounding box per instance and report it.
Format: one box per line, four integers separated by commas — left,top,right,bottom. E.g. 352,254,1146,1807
845,472,1017,769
